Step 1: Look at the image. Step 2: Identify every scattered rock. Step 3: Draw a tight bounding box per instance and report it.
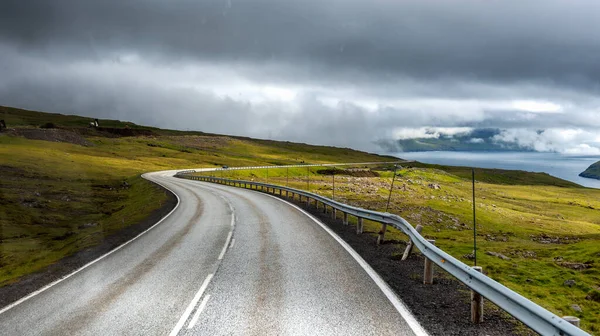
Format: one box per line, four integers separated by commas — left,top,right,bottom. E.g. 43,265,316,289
557,262,591,270
586,289,600,302
78,222,98,229
486,251,511,260
554,256,564,262
463,252,475,260
508,250,537,259
570,304,582,312
564,279,576,287
428,183,441,190
485,234,510,242
531,234,581,244
526,278,534,283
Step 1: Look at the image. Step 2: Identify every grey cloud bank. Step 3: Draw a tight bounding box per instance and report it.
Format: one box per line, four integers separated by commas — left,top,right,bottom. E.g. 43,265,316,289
1,0,599,153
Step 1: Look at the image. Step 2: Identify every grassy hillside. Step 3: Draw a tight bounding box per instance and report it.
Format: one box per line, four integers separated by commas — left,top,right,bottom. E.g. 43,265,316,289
3,104,599,333
207,165,600,334
0,105,393,287
580,161,600,180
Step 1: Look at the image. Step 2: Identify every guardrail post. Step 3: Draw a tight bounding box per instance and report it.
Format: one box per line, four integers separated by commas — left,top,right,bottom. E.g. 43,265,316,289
323,203,328,214
423,240,435,284
332,208,336,219
562,316,580,327
377,223,387,245
357,217,364,234
471,266,484,324
286,190,289,198
343,212,348,225
401,224,423,260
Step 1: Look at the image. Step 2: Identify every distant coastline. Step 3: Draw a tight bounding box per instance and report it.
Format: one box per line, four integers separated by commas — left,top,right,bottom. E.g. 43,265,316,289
394,151,600,189
579,161,600,180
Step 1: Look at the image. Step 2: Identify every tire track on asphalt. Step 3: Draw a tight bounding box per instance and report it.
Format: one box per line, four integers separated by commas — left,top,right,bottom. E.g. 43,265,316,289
48,184,205,335
188,182,285,335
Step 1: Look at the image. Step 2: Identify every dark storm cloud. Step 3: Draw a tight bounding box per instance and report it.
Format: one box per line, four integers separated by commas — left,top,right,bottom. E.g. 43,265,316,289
2,0,600,90
1,0,600,154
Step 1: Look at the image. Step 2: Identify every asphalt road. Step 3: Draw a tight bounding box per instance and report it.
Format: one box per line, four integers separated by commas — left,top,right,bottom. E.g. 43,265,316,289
0,170,427,335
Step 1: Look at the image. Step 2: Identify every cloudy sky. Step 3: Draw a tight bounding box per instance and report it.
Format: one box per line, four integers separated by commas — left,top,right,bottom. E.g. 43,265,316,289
1,0,600,154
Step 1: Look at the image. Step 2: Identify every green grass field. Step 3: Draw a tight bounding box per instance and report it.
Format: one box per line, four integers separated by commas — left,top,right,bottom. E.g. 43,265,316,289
209,165,600,334
0,105,393,288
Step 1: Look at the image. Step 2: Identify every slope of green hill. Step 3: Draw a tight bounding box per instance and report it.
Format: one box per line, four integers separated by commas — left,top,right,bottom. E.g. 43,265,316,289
0,105,394,287
580,161,600,180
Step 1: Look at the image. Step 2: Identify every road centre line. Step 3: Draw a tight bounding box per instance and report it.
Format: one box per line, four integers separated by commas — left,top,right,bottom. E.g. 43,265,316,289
187,294,211,329
218,231,233,260
169,274,214,336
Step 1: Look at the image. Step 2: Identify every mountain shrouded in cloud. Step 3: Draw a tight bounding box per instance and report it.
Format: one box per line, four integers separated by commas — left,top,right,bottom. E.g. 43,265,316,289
1,0,599,154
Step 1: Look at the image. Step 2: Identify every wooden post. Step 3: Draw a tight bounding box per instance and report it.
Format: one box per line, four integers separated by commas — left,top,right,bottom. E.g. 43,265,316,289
332,208,336,219
323,204,328,214
401,224,424,260
562,316,580,327
471,266,484,323
423,240,435,284
376,223,387,245
286,190,289,198
357,217,364,234
343,212,348,225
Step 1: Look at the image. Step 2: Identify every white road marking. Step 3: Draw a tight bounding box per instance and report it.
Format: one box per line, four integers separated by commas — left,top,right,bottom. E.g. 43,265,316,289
169,274,214,336
218,231,233,260
229,238,236,249
0,173,181,316
259,192,430,336
187,294,211,329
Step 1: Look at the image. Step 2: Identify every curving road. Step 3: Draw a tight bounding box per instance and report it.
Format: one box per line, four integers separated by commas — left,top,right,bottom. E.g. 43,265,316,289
0,170,427,335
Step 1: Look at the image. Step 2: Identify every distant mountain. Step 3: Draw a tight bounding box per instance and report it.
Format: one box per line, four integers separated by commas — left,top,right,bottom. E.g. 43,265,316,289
379,128,529,152
579,161,600,180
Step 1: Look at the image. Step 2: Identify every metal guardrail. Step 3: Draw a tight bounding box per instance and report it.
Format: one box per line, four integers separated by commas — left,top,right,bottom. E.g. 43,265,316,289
175,171,589,336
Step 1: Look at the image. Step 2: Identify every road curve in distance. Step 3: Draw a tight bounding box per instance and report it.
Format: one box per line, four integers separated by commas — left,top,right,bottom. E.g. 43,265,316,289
0,170,427,336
